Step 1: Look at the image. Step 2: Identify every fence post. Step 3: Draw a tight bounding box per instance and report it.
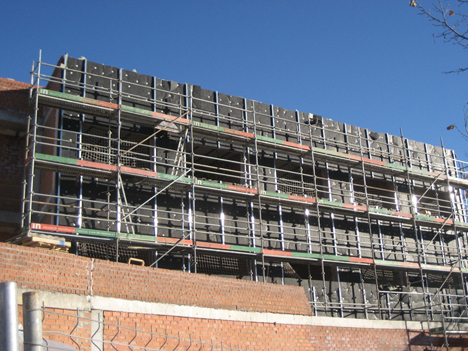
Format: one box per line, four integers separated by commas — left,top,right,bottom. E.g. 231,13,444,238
23,291,43,351
0,282,19,351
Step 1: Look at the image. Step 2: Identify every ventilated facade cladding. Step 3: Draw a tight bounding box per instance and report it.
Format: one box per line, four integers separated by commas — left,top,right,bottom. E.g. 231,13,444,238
20,55,468,324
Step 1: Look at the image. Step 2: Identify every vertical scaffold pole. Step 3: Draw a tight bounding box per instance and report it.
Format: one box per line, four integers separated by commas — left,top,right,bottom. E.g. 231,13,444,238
441,139,468,320
115,68,123,262
23,291,42,351
252,101,266,282
55,53,69,226
0,282,19,351
76,56,86,230
152,76,158,239
23,57,36,230
358,128,381,319
307,114,326,315
25,51,42,228
188,83,197,273
401,129,430,322
245,99,257,281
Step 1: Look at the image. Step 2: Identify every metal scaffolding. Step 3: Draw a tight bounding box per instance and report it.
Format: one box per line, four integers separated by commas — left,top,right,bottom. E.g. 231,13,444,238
16,52,468,337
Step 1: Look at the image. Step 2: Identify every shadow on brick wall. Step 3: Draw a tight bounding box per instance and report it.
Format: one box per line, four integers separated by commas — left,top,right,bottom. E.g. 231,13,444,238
0,88,30,114
408,330,468,349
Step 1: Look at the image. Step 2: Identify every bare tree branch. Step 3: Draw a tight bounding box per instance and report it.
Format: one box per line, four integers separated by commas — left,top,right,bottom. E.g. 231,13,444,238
443,66,468,73
416,0,468,50
412,1,468,136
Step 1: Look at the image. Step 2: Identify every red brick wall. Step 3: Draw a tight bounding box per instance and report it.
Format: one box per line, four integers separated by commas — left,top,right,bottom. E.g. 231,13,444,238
0,78,30,113
18,306,92,350
104,312,421,351
4,242,467,350
0,132,25,241
0,135,24,213
0,242,311,315
17,307,443,351
92,259,310,314
1,242,91,294
0,78,29,240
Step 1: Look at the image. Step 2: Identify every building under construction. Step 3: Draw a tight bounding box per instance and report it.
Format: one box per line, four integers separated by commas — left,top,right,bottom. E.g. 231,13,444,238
17,53,468,332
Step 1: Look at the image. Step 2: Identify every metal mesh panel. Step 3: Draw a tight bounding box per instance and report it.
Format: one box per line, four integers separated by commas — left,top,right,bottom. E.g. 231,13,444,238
77,241,155,264
193,254,250,276
81,125,114,164
276,171,315,197
81,124,152,169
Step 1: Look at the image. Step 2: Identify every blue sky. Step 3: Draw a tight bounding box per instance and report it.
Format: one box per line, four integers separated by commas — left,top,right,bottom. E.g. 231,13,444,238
1,1,467,159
